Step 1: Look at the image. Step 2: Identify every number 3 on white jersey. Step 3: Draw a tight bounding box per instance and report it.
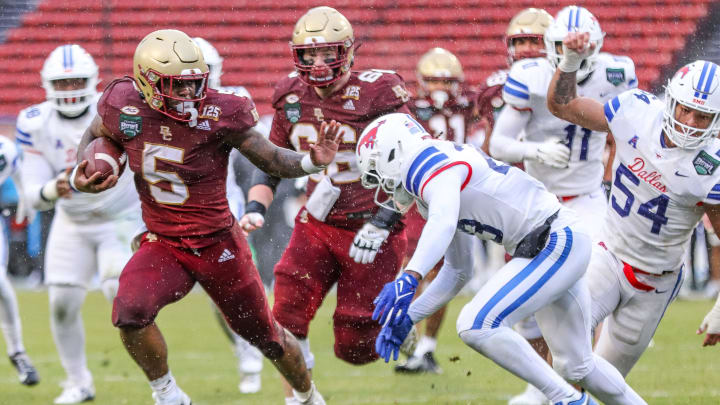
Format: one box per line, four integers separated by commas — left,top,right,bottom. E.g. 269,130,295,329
142,143,189,205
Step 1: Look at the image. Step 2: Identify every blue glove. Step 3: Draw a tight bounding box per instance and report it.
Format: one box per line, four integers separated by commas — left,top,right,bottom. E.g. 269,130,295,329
376,313,414,362
372,272,418,326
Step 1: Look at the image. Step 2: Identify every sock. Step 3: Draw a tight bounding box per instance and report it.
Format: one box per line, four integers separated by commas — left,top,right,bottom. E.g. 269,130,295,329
150,371,177,397
293,381,315,402
285,397,297,405
0,273,24,355
579,354,647,405
413,335,437,357
49,285,92,386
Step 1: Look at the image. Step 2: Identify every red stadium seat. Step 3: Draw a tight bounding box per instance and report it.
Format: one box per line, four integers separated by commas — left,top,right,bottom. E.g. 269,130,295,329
0,0,713,116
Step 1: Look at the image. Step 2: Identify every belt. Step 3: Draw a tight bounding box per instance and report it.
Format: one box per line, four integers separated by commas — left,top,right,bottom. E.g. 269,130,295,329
597,241,672,292
559,195,579,202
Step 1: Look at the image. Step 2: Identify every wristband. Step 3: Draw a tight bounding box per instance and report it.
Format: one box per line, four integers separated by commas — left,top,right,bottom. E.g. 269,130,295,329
40,178,59,201
301,154,326,174
68,165,81,192
244,201,267,217
557,45,585,73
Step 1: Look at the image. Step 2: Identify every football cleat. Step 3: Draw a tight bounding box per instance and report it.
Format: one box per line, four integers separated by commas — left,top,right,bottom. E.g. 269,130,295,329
394,351,442,374
9,351,39,386
238,373,261,394
554,392,596,405
54,384,95,404
152,388,192,405
508,384,549,405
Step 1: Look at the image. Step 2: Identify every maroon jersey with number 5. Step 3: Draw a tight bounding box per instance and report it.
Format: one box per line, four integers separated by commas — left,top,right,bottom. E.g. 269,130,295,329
97,77,258,247
269,70,411,230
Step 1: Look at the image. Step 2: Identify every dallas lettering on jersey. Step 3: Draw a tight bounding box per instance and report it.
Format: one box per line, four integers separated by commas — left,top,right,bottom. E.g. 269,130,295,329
627,157,667,192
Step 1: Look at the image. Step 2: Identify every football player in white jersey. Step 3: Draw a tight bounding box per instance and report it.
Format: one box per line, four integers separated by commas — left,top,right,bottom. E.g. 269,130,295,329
491,7,637,403
16,44,142,404
548,31,720,376
193,36,267,395
359,113,646,405
0,136,39,387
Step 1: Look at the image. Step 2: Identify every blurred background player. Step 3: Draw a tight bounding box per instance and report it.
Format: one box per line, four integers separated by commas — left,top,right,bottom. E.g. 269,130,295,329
16,44,142,404
0,135,38,387
490,6,637,404
193,36,266,395
395,47,478,374
74,29,334,405
239,7,411,404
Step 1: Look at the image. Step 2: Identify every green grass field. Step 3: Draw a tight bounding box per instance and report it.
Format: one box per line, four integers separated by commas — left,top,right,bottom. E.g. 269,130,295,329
1,290,718,404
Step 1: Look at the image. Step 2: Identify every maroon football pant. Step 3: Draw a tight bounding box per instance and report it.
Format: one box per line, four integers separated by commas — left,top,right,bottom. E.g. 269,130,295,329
112,225,283,353
273,210,407,365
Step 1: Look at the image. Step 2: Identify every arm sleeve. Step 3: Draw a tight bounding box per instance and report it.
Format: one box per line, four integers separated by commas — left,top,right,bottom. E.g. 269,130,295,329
408,230,475,323
488,105,537,163
20,150,56,211
405,165,464,278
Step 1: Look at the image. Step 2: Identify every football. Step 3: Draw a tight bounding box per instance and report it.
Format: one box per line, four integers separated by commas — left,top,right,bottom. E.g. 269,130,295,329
83,137,127,181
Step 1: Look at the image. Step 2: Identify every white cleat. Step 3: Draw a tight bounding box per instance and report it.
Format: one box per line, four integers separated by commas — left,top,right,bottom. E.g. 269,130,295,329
555,392,596,405
508,384,549,405
54,384,95,404
238,373,261,394
152,388,192,405
293,382,326,405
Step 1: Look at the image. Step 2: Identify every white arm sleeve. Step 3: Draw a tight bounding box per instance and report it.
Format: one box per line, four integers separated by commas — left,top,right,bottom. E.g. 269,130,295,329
408,230,475,323
488,106,537,163
405,165,464,278
20,151,56,211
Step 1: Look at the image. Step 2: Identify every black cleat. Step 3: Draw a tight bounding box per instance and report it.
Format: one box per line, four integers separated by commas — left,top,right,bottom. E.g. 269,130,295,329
9,351,39,386
394,352,442,374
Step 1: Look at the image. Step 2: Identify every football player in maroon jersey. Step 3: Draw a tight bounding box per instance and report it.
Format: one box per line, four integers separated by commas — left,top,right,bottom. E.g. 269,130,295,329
239,7,412,403
397,47,480,374
71,29,339,405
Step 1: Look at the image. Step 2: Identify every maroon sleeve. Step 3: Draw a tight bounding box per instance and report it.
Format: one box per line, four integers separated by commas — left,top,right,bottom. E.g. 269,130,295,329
218,95,259,136
96,78,131,144
372,72,411,114
269,108,292,149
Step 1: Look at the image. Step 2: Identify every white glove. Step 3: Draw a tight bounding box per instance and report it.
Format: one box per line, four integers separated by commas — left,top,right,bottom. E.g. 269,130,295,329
698,302,720,346
349,223,390,264
529,138,570,169
239,212,265,234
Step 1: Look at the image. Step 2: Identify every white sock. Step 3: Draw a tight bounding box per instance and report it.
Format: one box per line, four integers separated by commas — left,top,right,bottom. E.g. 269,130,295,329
413,336,437,357
49,285,92,386
459,327,576,402
235,337,263,374
579,355,647,405
293,381,315,402
0,273,24,355
285,397,297,405
150,371,178,398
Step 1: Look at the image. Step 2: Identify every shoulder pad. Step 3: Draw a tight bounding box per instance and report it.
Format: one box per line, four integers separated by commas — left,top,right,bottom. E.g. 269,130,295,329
485,69,508,88
16,102,49,136
271,74,306,109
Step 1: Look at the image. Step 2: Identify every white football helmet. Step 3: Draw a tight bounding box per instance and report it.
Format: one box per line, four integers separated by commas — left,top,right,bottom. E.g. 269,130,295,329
193,37,223,89
356,113,429,213
544,6,604,81
40,44,98,116
663,60,720,149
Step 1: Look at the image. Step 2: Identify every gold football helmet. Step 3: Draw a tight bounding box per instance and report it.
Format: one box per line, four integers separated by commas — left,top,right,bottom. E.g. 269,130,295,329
290,6,354,87
416,48,463,107
505,8,553,63
133,29,209,122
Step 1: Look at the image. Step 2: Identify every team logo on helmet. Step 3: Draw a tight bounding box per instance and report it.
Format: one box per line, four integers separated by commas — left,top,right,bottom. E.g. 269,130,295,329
358,120,386,150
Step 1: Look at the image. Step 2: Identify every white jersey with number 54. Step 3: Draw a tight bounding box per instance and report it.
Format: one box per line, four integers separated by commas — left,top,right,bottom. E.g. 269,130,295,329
602,88,720,273
503,54,636,196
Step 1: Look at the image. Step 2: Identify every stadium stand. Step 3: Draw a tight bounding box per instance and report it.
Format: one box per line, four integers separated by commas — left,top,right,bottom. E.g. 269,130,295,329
0,0,717,116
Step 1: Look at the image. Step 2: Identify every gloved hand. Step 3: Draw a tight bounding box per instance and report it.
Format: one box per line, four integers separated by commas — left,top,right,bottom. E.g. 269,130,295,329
558,31,596,73
529,138,570,169
697,302,720,347
239,201,266,234
375,313,414,362
372,272,418,326
349,223,390,264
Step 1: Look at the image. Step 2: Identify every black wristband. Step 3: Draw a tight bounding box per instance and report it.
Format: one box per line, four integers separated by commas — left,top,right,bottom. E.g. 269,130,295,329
244,201,267,217
369,207,403,230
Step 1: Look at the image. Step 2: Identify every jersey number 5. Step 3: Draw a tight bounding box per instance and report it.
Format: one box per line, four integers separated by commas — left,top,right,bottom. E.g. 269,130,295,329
142,143,189,205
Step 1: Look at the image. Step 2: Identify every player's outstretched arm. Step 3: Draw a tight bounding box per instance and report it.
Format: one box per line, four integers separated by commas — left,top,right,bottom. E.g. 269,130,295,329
226,120,341,178
71,114,119,194
700,204,720,346
546,32,610,133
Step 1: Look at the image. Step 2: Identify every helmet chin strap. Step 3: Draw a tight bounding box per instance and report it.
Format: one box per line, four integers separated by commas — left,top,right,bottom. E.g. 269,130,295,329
430,90,450,109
